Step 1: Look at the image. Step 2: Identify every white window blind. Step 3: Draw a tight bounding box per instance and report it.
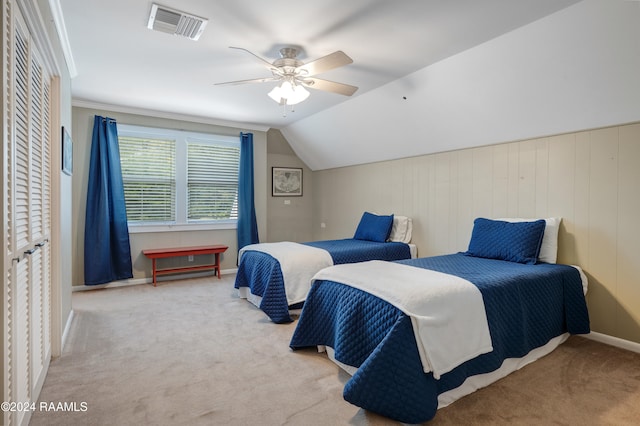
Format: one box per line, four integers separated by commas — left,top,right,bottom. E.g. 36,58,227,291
118,125,240,230
187,140,239,221
119,136,176,223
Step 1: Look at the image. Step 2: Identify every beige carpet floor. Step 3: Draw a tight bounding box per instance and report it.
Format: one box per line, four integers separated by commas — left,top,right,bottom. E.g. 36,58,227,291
30,274,640,426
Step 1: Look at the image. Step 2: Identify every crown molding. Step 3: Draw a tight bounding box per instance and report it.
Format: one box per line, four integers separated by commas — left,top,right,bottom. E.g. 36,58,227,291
47,0,78,77
71,99,271,132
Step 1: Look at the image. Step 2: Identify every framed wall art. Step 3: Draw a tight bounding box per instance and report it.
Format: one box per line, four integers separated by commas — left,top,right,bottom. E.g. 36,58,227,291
62,126,73,176
272,167,302,196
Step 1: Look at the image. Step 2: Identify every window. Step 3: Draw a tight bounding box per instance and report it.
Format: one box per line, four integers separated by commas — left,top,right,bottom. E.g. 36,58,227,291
119,135,176,222
118,124,240,232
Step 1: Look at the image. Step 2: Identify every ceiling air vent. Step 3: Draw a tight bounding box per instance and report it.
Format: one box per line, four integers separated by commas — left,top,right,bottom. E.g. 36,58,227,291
147,3,208,41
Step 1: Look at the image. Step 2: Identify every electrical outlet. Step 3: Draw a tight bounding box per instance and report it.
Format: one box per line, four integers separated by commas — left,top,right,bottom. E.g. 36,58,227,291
188,255,194,262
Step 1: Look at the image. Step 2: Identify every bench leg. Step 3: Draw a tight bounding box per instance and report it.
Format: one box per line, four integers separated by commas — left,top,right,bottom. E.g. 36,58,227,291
152,258,157,286
215,253,221,278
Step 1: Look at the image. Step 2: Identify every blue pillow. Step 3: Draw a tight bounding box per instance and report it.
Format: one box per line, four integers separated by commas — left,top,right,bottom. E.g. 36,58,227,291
354,212,394,243
465,218,546,264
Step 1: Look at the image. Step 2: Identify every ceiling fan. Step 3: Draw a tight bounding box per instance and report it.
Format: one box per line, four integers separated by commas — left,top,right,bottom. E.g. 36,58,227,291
215,46,358,107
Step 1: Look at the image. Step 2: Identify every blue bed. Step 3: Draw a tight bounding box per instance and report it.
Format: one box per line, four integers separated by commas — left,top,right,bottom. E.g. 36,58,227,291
235,238,413,323
289,253,590,423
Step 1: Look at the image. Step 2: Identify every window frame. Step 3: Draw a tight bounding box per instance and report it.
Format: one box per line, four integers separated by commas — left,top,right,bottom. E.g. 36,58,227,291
117,124,239,234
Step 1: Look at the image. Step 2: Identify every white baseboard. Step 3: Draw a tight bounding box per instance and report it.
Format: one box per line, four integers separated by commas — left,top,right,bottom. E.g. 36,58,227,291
72,268,238,291
584,331,640,354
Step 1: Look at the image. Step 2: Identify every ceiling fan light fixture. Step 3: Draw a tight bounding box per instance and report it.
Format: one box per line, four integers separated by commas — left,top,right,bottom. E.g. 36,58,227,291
268,81,310,105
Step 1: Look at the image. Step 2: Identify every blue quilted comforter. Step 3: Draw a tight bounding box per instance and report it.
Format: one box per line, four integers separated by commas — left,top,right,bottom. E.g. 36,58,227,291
289,254,590,423
234,239,412,323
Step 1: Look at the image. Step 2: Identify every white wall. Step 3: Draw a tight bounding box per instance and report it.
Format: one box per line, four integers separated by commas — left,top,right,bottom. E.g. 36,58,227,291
283,0,640,171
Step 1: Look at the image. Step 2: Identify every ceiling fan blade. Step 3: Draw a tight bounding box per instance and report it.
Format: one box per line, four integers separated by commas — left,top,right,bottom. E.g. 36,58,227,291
215,76,279,86
302,77,358,96
297,51,353,76
228,46,276,71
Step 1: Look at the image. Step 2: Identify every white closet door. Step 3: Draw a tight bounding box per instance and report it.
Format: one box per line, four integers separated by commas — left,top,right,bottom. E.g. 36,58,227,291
13,13,34,426
3,2,53,425
29,45,51,399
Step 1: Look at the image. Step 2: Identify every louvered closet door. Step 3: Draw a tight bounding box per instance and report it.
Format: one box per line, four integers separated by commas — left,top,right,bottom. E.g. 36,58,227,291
3,3,53,425
13,12,33,424
28,34,52,400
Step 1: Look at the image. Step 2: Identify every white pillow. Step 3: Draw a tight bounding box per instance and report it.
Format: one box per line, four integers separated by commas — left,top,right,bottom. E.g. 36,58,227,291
497,217,561,263
388,216,413,244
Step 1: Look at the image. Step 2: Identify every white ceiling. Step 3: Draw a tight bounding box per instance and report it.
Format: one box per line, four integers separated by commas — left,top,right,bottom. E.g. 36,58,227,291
59,0,581,130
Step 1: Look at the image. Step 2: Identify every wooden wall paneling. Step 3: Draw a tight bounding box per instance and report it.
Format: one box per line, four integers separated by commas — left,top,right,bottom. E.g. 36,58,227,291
587,127,619,336
517,139,537,216
434,152,452,254
616,123,640,341
350,166,365,230
349,167,366,219
547,134,577,262
534,138,550,218
491,144,509,218
422,155,436,255
456,150,474,250
507,142,520,217
472,147,493,219
447,152,460,253
394,159,404,212
372,162,386,213
412,157,430,256
312,122,640,343
404,156,421,233
570,131,591,268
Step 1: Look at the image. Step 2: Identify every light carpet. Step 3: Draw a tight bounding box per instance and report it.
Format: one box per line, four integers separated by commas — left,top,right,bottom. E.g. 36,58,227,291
30,275,640,425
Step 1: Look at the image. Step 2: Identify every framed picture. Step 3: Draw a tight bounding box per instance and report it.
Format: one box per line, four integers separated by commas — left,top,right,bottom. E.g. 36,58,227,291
62,126,73,176
272,167,302,196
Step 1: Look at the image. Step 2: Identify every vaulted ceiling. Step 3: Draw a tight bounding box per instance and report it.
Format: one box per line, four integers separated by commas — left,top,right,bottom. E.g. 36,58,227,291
61,1,640,172
60,0,580,130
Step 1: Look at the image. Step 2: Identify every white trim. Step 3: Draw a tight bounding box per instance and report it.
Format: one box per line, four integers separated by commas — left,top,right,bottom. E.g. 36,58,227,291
118,123,241,227
584,331,640,354
60,309,74,352
72,268,238,291
72,99,270,132
47,0,77,77
128,222,237,234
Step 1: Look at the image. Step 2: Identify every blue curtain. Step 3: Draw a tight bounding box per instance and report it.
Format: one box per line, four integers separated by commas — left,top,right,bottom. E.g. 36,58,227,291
237,132,259,250
84,115,133,285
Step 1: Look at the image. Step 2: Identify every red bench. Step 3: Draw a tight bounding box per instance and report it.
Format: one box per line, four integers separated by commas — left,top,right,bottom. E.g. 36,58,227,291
142,245,228,286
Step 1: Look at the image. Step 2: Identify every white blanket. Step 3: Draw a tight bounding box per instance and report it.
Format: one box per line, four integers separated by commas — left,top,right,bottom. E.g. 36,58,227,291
312,260,493,379
239,242,334,305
